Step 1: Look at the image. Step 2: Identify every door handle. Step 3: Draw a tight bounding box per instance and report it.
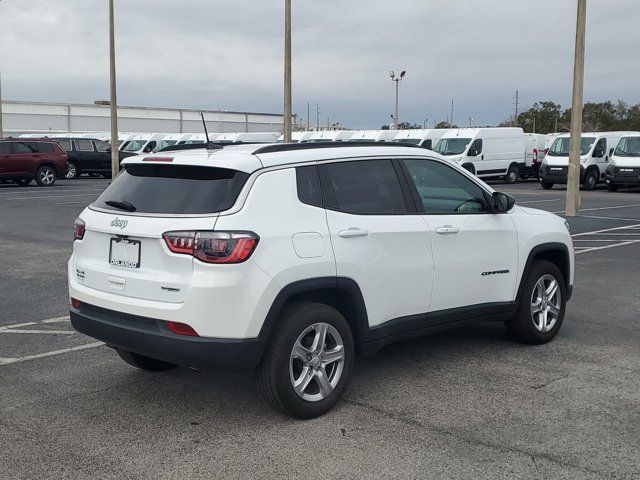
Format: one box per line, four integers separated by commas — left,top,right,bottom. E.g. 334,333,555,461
436,225,460,235
339,228,370,238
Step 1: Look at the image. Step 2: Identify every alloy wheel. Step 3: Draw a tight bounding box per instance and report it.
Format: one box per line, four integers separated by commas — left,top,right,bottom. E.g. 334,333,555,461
65,163,77,179
530,274,561,333
39,168,56,185
289,322,345,402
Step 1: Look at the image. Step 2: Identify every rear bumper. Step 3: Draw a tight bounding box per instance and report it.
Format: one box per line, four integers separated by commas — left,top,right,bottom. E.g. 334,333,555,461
70,303,265,372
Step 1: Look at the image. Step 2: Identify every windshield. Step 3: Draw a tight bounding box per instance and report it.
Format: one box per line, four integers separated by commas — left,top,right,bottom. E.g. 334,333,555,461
157,140,177,150
548,137,595,156
433,138,471,155
614,137,640,157
93,164,249,215
392,138,421,145
122,140,148,152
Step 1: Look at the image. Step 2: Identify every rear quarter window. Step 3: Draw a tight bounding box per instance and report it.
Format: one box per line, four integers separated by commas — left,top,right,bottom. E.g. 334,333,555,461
93,164,250,215
55,139,73,151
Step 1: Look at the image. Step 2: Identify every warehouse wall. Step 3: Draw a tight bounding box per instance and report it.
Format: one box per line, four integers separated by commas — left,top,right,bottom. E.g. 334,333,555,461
0,101,284,135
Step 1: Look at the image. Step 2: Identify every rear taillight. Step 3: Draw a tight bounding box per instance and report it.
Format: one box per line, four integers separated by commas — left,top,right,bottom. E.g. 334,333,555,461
533,149,539,163
73,217,86,240
162,231,259,264
165,321,199,336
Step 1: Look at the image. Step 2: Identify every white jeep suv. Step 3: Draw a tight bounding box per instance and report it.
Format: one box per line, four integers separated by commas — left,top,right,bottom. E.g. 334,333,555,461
69,143,574,418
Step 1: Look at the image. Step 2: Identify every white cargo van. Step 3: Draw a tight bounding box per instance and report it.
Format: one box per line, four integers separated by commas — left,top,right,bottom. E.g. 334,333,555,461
522,133,547,179
120,133,167,155
346,130,381,143
539,132,629,190
375,130,400,142
276,132,314,143
392,129,448,150
302,131,354,143
216,132,280,144
433,128,526,183
155,134,185,152
605,132,640,191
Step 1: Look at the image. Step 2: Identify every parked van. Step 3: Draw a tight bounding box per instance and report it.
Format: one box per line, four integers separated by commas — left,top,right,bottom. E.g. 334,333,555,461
392,129,448,150
216,132,280,144
347,130,382,143
433,128,526,183
539,132,629,190
302,131,353,143
375,130,400,142
120,133,167,155
276,131,314,143
605,132,640,191
522,133,547,179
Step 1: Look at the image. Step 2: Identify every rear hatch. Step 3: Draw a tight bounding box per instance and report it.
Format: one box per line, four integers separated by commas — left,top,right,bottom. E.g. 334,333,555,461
73,163,250,303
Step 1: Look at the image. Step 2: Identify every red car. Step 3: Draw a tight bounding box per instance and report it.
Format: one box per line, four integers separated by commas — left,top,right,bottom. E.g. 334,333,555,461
0,139,68,186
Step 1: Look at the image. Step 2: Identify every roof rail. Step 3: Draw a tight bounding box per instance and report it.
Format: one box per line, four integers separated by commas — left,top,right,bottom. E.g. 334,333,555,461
158,142,223,153
252,141,422,155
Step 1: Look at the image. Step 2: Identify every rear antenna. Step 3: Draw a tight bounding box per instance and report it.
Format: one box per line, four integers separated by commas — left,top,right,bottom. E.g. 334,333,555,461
201,113,221,150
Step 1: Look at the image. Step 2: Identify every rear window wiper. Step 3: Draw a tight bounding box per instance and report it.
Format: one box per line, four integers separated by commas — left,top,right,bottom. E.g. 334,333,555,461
105,200,136,212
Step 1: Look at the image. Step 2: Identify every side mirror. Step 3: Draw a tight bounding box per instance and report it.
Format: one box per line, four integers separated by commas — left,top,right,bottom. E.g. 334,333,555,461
492,192,515,213
593,149,605,158
609,148,615,156
468,149,478,157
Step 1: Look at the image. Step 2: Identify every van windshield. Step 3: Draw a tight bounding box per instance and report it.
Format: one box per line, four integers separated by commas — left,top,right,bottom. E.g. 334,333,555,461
122,140,148,152
392,138,421,145
548,137,595,156
93,164,249,215
614,137,640,157
433,138,471,155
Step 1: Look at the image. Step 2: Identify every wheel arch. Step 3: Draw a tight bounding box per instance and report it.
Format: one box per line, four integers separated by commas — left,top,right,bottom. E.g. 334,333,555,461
37,162,59,175
516,243,572,307
257,277,369,354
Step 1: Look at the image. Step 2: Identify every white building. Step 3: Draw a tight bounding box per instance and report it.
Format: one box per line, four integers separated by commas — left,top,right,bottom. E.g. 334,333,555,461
0,100,284,136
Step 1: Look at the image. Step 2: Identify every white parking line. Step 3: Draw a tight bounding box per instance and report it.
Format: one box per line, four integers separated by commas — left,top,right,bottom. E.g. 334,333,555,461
0,342,104,366
575,241,640,255
553,203,640,214
517,199,561,204
0,188,104,196
572,223,640,254
0,316,70,331
580,215,640,222
1,329,75,335
6,193,100,201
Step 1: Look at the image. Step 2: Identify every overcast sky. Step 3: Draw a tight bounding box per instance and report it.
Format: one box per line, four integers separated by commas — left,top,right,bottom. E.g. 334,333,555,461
1,0,638,129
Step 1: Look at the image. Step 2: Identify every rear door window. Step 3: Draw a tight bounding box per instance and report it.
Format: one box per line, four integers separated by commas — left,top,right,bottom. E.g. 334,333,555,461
93,164,250,215
94,141,110,152
74,140,94,152
29,142,55,153
13,142,34,154
319,159,409,214
0,143,12,154
56,139,73,151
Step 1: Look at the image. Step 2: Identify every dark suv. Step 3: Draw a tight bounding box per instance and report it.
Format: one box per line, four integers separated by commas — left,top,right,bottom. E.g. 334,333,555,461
0,139,68,186
48,138,136,179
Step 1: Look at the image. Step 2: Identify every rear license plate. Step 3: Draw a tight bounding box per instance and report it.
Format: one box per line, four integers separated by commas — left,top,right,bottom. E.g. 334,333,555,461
109,238,141,268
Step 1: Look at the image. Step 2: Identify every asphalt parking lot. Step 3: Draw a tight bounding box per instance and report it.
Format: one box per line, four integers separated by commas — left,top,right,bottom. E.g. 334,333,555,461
1,178,639,479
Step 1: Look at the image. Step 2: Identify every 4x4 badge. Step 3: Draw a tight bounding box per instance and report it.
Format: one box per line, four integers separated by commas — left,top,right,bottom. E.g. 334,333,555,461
111,217,128,229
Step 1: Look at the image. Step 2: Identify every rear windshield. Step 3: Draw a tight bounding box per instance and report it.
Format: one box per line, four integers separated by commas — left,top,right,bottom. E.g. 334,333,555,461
93,164,249,215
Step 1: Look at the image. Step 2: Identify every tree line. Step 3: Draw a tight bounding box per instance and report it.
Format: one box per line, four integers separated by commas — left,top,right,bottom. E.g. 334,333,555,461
504,100,640,134
381,100,640,133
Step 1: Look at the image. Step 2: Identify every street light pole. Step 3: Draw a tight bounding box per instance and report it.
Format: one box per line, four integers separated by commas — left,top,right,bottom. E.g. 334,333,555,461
0,67,4,139
109,0,119,178
283,0,292,143
565,0,587,217
390,71,406,130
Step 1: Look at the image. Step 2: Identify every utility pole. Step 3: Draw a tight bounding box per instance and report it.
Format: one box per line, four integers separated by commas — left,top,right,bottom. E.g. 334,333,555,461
514,89,519,125
390,71,406,130
565,0,587,217
450,99,454,127
306,101,310,130
469,117,473,128
533,116,536,133
0,68,4,139
316,103,319,130
109,0,119,178
283,0,292,143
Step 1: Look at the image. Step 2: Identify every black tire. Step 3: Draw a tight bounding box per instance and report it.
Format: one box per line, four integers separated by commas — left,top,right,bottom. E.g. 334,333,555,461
541,181,554,190
65,161,79,179
257,301,354,419
505,260,566,345
462,163,475,175
116,348,176,372
35,165,56,186
505,164,519,184
16,179,32,187
582,169,598,191
606,183,618,192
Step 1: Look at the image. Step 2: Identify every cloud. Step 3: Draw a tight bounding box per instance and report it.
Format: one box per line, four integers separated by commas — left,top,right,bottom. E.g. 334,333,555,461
1,0,638,128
